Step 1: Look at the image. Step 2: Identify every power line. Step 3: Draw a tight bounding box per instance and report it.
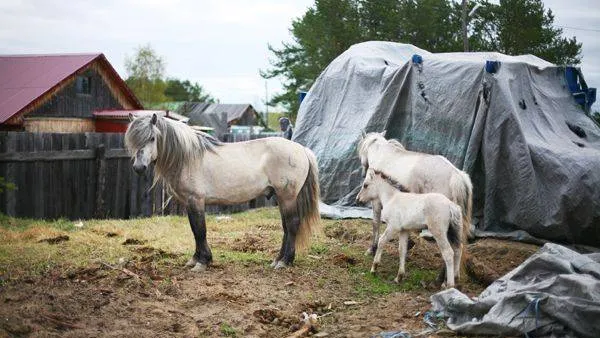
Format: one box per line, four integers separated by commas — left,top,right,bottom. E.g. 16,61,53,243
557,25,600,32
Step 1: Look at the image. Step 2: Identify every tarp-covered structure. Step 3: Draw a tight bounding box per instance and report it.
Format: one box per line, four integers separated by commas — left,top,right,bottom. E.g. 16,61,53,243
293,41,600,247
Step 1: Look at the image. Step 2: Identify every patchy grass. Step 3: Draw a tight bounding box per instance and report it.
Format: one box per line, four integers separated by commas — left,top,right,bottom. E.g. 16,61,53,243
0,207,540,337
219,322,238,337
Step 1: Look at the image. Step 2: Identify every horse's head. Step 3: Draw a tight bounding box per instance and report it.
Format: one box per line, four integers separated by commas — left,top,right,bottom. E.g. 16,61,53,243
357,131,387,172
124,113,161,175
356,168,379,205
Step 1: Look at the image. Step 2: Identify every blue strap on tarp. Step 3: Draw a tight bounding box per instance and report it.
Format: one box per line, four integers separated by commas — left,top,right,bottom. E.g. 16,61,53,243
412,54,423,64
485,60,501,74
565,66,596,112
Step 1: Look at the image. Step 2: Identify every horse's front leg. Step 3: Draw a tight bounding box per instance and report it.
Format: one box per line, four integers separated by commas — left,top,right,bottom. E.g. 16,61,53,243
371,225,394,273
366,199,383,256
185,196,213,272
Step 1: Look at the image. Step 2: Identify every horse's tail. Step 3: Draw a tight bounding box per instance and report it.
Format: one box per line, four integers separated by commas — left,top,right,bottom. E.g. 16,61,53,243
295,148,321,250
449,169,473,243
447,203,463,248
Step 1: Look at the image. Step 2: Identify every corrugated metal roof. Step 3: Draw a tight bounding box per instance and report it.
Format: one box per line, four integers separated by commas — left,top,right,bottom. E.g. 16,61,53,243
0,53,142,124
186,103,256,123
206,104,255,122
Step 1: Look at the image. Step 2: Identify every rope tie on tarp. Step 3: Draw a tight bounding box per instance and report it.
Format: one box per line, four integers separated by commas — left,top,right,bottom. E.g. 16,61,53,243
511,294,542,337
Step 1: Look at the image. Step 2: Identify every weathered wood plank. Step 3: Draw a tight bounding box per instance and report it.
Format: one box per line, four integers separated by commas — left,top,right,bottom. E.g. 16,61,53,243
94,145,107,218
105,148,130,159
0,149,95,162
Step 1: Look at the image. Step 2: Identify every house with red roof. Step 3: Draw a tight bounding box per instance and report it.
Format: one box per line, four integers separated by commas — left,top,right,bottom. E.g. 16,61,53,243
94,109,189,133
0,53,143,132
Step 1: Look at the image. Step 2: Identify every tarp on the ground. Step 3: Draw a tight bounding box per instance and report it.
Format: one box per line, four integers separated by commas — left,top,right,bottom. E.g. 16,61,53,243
293,41,600,246
430,243,600,337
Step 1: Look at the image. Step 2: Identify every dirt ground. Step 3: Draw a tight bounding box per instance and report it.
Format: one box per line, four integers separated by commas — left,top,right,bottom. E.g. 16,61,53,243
0,209,540,337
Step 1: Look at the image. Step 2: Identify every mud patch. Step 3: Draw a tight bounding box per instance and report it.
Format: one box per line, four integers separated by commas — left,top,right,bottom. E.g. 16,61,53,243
64,265,108,282
324,221,362,242
38,235,69,244
122,238,146,245
231,233,269,253
133,246,180,261
0,316,33,336
331,253,358,267
466,238,539,286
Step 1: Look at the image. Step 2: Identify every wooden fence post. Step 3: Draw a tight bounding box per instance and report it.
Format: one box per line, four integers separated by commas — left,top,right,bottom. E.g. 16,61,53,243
94,144,106,218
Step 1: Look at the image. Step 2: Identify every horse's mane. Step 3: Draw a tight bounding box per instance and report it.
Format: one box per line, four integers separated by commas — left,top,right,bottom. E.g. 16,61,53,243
358,132,384,159
125,115,222,198
359,133,406,155
387,139,406,151
372,170,410,193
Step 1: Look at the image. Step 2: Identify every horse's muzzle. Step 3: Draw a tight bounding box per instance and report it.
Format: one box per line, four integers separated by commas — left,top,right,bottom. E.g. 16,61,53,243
133,164,147,175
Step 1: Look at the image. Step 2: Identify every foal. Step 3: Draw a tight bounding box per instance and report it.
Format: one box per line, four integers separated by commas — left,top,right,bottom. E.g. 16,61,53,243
356,169,463,288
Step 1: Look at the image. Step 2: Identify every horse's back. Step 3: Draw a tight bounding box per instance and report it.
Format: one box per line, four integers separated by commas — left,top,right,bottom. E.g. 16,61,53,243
228,137,312,197
386,191,454,227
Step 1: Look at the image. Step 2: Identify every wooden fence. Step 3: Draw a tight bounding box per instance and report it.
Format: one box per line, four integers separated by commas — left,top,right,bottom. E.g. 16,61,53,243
0,132,275,220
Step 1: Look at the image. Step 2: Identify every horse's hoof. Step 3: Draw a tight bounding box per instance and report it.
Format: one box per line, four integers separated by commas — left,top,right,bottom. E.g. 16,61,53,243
185,257,198,268
441,282,454,289
393,275,404,284
273,261,288,269
270,259,279,268
190,262,207,272
364,248,374,256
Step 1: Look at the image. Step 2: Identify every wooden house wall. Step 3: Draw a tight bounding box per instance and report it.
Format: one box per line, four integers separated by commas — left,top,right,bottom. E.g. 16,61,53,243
235,108,257,126
27,67,124,119
24,118,95,133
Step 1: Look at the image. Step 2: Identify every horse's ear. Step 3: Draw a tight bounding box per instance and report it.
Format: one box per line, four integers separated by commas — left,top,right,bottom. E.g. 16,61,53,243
360,130,367,139
380,130,387,137
128,113,135,121
151,113,157,125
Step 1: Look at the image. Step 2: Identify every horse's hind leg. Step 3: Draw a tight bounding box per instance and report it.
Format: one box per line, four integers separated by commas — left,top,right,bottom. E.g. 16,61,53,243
394,231,409,283
430,225,455,288
186,197,213,272
272,200,299,269
366,199,383,256
271,203,289,268
453,243,462,281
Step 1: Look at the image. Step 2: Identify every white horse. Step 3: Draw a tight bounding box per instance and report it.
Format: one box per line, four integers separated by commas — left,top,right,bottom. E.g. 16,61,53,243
125,113,320,272
357,132,473,258
356,169,463,287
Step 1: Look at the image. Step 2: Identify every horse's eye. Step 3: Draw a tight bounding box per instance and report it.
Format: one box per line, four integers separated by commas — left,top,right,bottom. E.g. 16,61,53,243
363,183,368,188
150,136,155,142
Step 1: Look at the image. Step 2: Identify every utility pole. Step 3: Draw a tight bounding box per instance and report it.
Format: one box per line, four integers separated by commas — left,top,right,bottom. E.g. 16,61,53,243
264,81,269,127
462,0,469,52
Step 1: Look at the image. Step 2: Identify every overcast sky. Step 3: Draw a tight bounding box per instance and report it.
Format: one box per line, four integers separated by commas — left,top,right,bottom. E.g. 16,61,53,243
0,0,598,112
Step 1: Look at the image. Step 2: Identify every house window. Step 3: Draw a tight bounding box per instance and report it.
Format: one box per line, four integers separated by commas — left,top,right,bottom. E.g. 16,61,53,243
76,76,91,94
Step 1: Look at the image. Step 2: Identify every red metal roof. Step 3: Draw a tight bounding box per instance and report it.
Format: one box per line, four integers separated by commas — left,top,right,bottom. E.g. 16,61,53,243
0,53,142,124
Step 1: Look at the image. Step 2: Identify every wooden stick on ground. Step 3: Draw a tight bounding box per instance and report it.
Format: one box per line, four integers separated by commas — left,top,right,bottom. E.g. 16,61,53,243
99,262,142,281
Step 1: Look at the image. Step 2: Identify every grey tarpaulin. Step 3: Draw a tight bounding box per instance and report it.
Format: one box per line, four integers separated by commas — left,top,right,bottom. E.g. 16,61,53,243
430,243,600,337
293,41,600,246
